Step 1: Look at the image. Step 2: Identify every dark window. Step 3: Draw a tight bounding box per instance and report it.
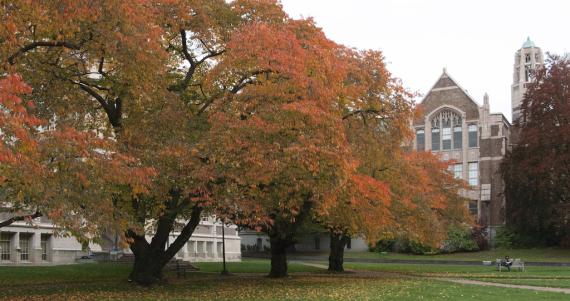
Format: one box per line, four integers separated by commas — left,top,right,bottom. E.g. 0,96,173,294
453,126,462,149
431,128,440,151
491,125,500,136
19,234,31,261
41,235,50,261
468,124,478,147
469,200,478,215
442,118,451,150
0,232,10,261
256,238,262,252
314,236,320,250
416,129,425,151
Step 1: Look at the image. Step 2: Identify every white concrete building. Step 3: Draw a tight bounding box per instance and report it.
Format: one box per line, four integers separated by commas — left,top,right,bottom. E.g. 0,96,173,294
239,229,369,253
1,214,241,265
0,215,100,265
164,218,241,262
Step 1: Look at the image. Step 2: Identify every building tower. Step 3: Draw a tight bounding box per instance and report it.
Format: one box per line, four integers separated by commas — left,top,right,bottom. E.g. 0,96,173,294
511,37,544,122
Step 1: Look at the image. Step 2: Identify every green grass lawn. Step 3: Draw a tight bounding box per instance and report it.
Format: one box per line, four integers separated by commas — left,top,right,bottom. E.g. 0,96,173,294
343,262,570,278
340,247,570,262
0,260,569,300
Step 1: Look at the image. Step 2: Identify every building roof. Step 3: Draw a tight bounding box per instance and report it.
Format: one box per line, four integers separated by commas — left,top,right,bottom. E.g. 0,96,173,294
522,37,536,48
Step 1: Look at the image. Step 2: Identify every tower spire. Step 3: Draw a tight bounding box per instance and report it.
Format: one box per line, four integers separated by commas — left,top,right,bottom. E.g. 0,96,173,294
511,37,543,121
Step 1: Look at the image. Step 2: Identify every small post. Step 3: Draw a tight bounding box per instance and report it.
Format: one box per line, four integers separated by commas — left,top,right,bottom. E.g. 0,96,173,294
221,219,229,275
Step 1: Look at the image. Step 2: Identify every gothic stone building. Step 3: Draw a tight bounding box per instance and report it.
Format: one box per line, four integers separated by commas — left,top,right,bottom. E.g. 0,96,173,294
412,70,511,236
412,38,544,239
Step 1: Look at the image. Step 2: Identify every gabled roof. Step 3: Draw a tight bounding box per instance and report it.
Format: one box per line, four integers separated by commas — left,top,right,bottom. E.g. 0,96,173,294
419,68,481,108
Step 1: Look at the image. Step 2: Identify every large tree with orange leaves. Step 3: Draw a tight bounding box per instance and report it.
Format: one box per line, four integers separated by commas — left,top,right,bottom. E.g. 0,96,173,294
318,49,470,272
1,0,295,285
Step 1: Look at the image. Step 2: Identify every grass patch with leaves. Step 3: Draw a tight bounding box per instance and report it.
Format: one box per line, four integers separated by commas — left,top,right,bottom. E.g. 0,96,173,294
1,260,569,300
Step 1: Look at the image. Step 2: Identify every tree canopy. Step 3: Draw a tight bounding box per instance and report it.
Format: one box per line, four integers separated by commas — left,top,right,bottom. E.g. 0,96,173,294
502,55,570,246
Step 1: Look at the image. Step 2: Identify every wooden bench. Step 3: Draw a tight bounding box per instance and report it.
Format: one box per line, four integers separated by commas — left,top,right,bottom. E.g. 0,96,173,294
165,259,200,278
496,258,525,272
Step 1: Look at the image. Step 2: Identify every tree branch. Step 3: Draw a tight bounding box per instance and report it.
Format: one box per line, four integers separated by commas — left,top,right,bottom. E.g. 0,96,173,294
342,109,386,120
163,205,203,261
8,41,81,64
0,211,41,228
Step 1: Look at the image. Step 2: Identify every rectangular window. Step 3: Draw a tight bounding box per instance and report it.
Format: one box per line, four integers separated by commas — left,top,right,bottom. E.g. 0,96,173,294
469,200,478,216
453,164,463,179
431,128,440,151
416,129,425,151
481,184,491,201
468,162,478,186
19,233,30,261
41,235,49,261
442,127,451,150
468,124,478,147
453,126,462,149
0,232,11,261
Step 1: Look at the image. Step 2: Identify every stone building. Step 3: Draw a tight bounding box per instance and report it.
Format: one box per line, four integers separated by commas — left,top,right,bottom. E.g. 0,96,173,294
412,69,511,237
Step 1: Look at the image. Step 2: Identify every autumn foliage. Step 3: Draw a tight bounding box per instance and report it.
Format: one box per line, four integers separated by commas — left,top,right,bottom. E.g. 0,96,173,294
1,0,471,283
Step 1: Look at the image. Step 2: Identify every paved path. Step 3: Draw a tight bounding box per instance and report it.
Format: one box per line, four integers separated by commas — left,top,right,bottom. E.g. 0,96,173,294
295,261,570,295
442,278,570,294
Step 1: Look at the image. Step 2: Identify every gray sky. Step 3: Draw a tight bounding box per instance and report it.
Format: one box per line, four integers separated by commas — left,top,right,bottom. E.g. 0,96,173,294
280,0,569,122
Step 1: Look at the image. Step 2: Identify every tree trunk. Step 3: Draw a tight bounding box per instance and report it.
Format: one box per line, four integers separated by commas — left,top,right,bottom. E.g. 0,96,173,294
129,250,167,286
328,232,349,272
269,235,290,278
126,204,203,286
267,199,312,278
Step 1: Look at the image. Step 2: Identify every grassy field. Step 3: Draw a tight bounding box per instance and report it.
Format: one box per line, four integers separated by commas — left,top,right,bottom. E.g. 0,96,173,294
1,259,569,300
340,248,570,262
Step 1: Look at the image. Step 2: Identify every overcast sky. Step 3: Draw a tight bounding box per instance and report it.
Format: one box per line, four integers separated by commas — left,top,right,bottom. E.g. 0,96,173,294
280,0,570,122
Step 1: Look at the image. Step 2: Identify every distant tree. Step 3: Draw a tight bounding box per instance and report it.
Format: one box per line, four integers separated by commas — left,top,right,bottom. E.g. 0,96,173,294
502,55,570,246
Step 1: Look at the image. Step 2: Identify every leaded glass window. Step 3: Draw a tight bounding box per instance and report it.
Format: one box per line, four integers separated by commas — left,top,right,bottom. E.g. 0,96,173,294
468,162,478,186
430,110,462,151
431,127,440,151
453,164,462,179
453,126,462,149
468,124,478,147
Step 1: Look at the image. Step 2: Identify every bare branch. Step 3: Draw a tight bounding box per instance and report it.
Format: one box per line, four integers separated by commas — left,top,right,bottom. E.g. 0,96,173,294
0,211,41,228
8,41,81,64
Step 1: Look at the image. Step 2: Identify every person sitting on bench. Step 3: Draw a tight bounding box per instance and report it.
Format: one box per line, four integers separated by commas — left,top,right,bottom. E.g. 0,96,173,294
501,256,513,271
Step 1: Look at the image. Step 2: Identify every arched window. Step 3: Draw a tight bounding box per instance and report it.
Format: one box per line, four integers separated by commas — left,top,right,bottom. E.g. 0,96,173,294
430,110,462,151
468,124,478,147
